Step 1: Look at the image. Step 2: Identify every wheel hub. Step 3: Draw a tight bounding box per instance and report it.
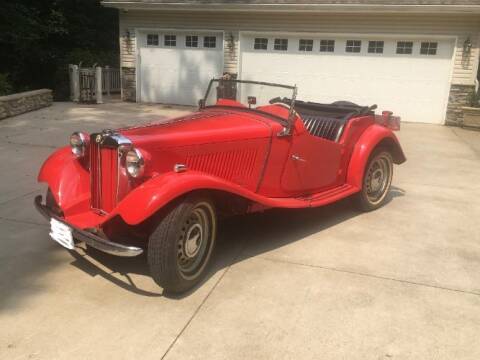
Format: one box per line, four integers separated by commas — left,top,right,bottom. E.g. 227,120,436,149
364,154,392,205
184,223,202,258
370,169,384,192
176,204,215,280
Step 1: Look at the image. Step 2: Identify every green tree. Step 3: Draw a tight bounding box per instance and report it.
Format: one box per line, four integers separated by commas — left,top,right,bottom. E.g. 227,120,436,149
0,0,118,98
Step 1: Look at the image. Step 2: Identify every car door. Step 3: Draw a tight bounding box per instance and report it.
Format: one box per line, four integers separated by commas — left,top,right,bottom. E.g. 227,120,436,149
281,128,343,194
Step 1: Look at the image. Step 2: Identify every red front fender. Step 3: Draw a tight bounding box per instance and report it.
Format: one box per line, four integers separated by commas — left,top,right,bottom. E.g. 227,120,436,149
38,150,308,227
109,171,308,225
347,124,406,189
37,147,90,215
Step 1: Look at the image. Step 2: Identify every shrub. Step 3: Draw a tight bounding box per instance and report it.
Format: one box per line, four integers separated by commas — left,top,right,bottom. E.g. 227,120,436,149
65,48,119,68
0,74,13,96
468,89,480,108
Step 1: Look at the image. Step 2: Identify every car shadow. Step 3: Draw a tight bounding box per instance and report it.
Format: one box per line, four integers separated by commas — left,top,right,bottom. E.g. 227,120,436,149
68,187,406,298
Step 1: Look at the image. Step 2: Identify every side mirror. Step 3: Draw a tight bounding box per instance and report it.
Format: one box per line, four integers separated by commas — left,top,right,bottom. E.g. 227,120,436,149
198,99,205,109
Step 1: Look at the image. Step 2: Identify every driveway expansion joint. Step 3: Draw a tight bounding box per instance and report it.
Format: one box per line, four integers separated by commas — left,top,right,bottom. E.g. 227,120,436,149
0,190,41,206
260,256,480,297
0,216,47,227
5,140,57,149
449,127,480,160
161,244,247,359
160,267,230,359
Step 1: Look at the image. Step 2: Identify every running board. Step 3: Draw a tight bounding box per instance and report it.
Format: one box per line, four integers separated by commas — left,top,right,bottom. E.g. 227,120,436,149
304,184,359,208
247,183,360,209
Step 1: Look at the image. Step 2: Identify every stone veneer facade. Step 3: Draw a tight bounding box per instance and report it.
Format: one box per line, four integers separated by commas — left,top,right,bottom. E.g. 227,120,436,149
121,67,136,101
0,89,53,120
446,84,476,126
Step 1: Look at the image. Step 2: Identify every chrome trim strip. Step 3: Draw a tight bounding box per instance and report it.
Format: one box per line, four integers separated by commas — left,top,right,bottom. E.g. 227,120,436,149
97,141,102,209
99,130,132,148
91,131,133,211
174,164,188,173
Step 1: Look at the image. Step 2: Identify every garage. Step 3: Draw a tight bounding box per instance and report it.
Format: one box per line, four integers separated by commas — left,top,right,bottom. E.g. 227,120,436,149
137,30,224,105
240,33,455,124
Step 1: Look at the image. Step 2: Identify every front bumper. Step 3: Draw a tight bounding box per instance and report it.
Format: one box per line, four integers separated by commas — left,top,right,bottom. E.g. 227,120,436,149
34,195,143,257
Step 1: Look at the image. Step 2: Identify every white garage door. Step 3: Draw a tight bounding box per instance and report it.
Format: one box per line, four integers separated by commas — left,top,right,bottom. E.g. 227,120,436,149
138,31,224,105
240,34,455,124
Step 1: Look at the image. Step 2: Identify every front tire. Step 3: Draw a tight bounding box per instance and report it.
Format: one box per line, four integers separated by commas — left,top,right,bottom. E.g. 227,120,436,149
148,194,216,294
353,149,393,212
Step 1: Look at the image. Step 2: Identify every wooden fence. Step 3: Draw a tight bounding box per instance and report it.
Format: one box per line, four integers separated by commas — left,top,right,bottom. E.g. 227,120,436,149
102,66,121,95
69,65,121,103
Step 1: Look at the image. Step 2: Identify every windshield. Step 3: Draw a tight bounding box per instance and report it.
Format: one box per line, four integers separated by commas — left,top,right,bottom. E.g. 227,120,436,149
203,79,297,122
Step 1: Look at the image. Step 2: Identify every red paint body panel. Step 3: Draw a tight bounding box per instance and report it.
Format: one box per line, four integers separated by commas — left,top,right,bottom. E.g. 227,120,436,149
37,102,405,231
346,124,406,189
37,147,90,217
281,126,342,194
119,109,272,148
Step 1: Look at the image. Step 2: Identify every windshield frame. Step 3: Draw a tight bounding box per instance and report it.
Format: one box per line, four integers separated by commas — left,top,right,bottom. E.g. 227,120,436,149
201,79,298,132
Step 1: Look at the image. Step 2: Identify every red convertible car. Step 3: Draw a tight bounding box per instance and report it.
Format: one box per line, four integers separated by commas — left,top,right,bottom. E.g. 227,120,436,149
35,79,405,294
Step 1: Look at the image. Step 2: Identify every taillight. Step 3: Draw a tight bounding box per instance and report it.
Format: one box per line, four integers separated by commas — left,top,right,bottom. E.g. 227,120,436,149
376,111,401,131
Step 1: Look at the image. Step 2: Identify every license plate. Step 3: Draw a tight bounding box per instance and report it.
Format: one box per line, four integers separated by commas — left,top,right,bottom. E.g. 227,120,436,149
49,218,74,250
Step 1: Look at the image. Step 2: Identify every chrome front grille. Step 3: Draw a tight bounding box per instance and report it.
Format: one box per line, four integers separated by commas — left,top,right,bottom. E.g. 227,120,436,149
90,135,119,213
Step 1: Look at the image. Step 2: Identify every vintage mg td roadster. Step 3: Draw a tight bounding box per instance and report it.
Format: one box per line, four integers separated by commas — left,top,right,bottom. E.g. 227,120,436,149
35,79,406,294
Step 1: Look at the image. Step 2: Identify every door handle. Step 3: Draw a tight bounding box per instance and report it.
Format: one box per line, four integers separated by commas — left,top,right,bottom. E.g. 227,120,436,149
291,154,306,162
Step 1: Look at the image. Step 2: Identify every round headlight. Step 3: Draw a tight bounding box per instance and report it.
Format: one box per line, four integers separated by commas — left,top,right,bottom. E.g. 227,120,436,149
126,149,145,178
70,132,88,157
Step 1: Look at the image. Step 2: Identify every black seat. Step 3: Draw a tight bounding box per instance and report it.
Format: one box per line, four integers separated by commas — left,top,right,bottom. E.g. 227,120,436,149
301,115,345,141
275,98,375,142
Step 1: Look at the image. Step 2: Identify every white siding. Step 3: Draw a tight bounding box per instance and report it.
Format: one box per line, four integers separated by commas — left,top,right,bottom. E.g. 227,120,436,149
119,10,480,85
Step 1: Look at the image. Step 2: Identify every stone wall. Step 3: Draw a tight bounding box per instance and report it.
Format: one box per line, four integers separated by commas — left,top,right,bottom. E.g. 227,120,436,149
446,84,475,126
0,89,53,120
121,67,136,101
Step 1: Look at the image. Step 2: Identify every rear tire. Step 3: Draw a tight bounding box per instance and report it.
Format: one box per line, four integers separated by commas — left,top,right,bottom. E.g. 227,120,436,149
353,148,393,212
148,194,216,294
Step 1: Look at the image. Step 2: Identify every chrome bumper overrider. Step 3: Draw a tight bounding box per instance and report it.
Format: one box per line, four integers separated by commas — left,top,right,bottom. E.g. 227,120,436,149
34,195,143,257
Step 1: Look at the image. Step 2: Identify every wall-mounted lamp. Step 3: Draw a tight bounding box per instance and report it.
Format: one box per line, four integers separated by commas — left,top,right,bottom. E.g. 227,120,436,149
125,30,133,55
463,37,472,55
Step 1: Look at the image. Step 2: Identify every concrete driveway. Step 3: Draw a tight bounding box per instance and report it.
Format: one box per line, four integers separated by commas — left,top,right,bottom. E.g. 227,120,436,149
1,101,480,360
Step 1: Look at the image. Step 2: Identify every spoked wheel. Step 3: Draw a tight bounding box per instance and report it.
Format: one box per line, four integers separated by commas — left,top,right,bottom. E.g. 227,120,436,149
353,149,393,212
148,194,216,294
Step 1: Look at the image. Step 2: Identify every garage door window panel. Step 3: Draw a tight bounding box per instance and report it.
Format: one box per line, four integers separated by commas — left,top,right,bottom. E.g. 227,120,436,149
420,42,438,55
164,35,176,47
320,40,335,53
396,41,413,55
147,34,159,46
346,40,361,53
254,38,268,50
240,35,454,124
274,39,288,51
204,36,217,48
368,41,384,54
186,35,199,48
139,32,224,105
299,39,313,52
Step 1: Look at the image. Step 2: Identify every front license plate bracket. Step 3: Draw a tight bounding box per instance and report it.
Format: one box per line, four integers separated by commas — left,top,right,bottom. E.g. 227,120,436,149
49,218,74,250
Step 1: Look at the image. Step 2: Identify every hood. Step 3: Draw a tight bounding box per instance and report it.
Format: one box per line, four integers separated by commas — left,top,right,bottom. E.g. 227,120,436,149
119,109,274,148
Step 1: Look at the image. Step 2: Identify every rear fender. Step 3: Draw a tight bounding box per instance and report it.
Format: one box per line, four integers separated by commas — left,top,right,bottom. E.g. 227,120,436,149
37,147,90,215
110,171,291,225
347,124,406,189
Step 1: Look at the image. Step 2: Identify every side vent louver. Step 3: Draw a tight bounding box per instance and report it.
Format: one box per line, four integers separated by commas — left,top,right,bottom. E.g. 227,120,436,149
186,149,258,186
